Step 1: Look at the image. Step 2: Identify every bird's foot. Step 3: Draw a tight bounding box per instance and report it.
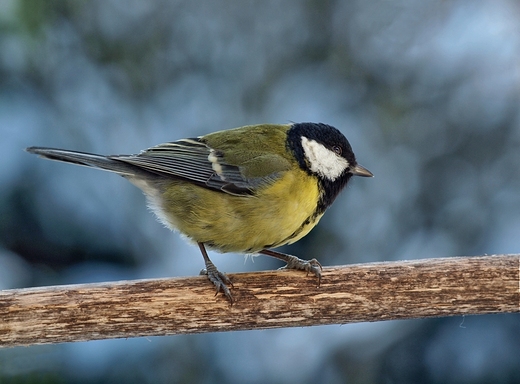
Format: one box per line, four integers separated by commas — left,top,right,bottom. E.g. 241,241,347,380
198,242,234,303
259,249,322,286
200,262,234,303
279,256,322,285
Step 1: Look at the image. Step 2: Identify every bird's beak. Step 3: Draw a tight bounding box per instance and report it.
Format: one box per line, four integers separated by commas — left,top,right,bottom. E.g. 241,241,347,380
351,164,373,177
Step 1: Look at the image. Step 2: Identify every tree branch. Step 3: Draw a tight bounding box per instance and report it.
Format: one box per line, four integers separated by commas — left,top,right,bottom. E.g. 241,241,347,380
0,255,518,347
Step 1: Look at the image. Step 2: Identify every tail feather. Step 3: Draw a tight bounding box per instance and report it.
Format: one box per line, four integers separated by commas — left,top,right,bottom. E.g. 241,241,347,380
25,147,137,176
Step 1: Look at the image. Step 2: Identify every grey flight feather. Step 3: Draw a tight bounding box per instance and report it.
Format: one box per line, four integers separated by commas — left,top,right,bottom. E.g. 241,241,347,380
26,139,273,196
25,147,139,175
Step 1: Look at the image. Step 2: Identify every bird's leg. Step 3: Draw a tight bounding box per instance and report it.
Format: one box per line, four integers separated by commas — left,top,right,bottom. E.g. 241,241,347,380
198,242,234,302
259,249,322,286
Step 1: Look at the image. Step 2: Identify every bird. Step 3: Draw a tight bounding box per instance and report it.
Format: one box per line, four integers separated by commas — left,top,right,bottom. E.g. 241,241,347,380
26,122,372,301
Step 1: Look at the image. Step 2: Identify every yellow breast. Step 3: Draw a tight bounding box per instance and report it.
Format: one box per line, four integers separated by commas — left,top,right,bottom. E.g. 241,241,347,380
158,168,322,253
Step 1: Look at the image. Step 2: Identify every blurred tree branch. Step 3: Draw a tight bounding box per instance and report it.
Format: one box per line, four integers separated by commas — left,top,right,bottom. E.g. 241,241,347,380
0,255,518,347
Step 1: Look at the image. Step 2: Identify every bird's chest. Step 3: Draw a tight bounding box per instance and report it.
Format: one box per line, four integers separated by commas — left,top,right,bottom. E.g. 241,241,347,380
157,169,324,253
250,170,323,247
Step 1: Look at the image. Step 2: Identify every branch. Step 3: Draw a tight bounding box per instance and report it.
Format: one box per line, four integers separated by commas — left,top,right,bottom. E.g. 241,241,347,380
0,255,518,347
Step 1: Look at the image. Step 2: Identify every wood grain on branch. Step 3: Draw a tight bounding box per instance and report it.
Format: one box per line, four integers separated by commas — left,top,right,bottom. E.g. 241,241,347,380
0,255,518,347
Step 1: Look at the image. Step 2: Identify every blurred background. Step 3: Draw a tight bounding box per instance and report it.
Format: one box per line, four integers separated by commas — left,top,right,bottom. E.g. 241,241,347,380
1,0,520,382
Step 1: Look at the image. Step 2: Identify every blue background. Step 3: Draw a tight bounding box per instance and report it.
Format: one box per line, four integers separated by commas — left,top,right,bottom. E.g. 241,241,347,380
1,1,519,383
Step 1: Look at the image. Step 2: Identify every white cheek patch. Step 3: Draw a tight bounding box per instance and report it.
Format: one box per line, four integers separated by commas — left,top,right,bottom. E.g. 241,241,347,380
301,136,350,181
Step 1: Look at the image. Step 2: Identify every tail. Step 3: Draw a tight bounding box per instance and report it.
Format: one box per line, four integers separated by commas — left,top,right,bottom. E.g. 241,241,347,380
26,147,137,176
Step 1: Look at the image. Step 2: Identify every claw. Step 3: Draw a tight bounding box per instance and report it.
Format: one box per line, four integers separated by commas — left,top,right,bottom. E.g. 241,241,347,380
201,268,234,302
280,256,322,286
259,249,323,286
198,243,234,303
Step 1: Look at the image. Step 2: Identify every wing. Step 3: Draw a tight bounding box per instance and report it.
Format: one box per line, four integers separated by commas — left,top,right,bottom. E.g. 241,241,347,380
110,138,290,196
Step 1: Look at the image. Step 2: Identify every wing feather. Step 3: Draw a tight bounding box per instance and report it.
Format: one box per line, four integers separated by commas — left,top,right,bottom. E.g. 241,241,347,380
109,137,283,196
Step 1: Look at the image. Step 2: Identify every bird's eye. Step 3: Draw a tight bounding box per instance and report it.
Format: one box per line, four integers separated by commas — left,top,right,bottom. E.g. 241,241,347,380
332,145,342,155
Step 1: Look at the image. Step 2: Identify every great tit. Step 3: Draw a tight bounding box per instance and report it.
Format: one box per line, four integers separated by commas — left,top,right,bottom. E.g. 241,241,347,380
27,122,372,301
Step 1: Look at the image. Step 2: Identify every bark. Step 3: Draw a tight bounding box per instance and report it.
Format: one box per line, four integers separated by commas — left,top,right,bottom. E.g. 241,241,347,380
0,255,518,347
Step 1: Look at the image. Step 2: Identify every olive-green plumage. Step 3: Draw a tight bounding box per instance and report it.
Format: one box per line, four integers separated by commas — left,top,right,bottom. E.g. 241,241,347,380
26,122,372,301
156,124,321,252
204,124,293,178
161,161,322,252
